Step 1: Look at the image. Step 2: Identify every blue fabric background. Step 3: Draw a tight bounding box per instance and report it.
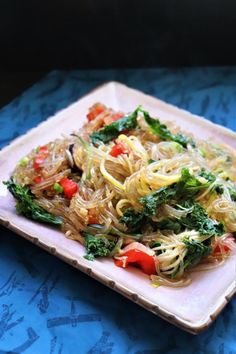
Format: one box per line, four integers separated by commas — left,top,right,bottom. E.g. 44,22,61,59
0,68,236,353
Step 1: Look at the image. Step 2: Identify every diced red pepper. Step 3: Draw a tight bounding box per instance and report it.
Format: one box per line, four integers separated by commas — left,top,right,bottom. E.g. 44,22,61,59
39,145,48,153
34,176,42,184
87,103,106,122
114,249,157,275
33,146,49,171
59,178,78,199
109,141,129,157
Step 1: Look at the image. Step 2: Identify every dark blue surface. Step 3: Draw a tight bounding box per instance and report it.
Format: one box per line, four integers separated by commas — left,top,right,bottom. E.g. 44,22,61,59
0,69,236,353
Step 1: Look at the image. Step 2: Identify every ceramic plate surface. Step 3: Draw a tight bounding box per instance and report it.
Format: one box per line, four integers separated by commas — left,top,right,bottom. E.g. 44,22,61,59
0,82,235,334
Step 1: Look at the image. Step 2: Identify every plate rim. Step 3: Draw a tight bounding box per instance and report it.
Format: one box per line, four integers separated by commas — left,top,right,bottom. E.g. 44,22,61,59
0,80,235,334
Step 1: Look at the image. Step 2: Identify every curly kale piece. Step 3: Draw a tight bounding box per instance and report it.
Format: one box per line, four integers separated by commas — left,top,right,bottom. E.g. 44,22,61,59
229,188,236,201
140,187,176,216
4,179,62,226
141,108,196,148
152,201,224,236
153,218,183,234
183,239,212,269
90,106,196,147
139,168,214,217
90,107,139,144
83,233,116,260
198,169,216,183
119,208,146,232
120,168,220,233
179,201,224,236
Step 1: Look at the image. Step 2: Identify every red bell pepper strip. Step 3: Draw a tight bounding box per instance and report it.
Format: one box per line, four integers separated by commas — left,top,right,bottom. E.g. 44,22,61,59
59,178,78,199
114,249,157,275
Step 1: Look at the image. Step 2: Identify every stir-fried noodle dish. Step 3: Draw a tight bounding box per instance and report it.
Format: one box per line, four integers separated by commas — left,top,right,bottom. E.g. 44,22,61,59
5,103,236,287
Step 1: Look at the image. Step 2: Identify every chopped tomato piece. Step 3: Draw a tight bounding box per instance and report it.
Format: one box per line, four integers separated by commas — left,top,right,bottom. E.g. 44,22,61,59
59,178,78,199
87,103,106,121
109,141,129,157
34,176,42,184
114,249,156,275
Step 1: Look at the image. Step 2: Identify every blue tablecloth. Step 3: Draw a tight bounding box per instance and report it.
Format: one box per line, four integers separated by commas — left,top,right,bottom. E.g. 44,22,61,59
0,68,236,354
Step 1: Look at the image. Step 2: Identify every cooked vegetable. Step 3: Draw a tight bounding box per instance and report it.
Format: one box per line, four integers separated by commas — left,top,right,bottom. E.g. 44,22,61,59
139,168,214,217
90,108,139,144
34,176,42,184
153,218,182,234
18,156,29,167
229,188,236,201
179,201,224,236
155,202,223,235
53,182,63,193
4,179,62,225
33,145,48,171
198,170,216,183
141,108,195,148
84,233,116,260
109,141,129,157
140,186,176,216
59,178,78,199
183,239,212,269
119,208,145,232
114,249,156,275
86,103,106,121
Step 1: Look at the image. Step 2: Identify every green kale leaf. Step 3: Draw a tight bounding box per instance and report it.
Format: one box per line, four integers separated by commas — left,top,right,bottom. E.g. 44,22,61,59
198,169,216,183
175,168,212,199
4,179,62,225
84,233,116,260
140,187,177,216
183,239,212,269
119,208,145,232
179,201,224,236
89,106,196,147
153,218,182,234
90,108,139,144
141,109,195,148
153,201,224,236
139,168,213,217
229,188,236,201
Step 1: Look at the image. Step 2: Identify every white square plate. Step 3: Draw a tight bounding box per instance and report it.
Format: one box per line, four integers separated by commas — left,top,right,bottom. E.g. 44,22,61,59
0,82,235,334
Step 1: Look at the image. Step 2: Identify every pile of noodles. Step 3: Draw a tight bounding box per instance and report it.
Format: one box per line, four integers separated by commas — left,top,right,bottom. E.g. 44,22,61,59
12,104,236,287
